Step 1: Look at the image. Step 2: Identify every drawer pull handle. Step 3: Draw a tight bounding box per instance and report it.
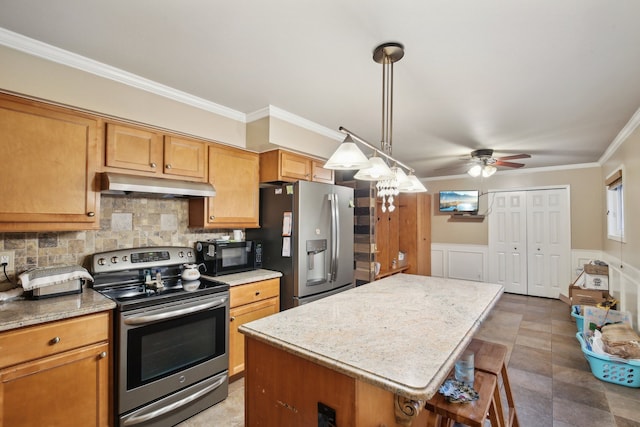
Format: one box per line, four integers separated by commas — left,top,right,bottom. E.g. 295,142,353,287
230,316,235,322
150,162,157,168
166,164,172,170
255,291,260,296
50,337,60,345
99,351,107,359
87,212,95,217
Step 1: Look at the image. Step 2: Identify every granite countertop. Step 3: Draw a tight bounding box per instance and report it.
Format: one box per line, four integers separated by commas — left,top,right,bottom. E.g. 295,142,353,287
201,269,282,287
239,273,503,401
0,287,116,332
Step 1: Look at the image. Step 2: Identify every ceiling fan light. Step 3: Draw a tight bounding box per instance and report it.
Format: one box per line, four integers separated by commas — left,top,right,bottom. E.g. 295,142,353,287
354,156,394,181
482,165,497,177
324,135,370,170
468,165,482,177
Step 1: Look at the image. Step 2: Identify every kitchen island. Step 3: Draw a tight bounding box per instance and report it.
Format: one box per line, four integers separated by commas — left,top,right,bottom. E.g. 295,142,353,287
239,274,503,427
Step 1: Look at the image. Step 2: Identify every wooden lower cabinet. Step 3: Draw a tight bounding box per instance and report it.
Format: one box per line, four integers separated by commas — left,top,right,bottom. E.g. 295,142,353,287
245,337,435,427
228,278,280,378
0,312,111,427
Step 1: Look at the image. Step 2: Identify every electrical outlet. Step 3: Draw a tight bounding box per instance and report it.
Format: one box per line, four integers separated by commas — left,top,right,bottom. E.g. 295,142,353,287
0,250,15,272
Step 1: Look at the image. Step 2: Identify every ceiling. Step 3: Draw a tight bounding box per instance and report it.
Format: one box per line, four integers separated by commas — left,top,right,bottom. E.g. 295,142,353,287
1,1,640,178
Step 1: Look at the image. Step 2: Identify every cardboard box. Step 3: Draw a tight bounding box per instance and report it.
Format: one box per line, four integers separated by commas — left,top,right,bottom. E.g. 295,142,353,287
583,263,608,276
573,268,609,291
560,284,613,306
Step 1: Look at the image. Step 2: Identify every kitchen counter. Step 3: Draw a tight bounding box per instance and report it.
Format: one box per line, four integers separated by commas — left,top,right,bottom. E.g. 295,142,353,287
240,274,503,426
202,268,282,287
0,287,116,332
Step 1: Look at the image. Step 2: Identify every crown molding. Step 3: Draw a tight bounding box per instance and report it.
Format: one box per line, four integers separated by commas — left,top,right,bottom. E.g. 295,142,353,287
0,27,246,122
599,105,640,165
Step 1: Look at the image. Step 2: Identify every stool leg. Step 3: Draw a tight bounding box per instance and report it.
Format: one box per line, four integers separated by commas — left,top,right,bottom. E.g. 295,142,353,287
488,395,503,427
501,365,519,427
492,376,506,427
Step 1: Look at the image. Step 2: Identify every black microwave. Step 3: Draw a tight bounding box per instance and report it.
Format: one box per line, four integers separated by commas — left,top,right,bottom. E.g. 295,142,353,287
195,240,262,276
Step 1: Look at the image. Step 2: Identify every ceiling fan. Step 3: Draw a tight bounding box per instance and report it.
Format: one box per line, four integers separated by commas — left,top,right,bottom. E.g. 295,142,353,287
466,149,531,177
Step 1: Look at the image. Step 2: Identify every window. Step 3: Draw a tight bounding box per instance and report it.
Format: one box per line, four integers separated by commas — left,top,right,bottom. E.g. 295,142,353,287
606,169,624,241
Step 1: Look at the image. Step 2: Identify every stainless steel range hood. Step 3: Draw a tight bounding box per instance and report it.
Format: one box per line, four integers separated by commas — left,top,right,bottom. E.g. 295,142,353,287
101,173,216,198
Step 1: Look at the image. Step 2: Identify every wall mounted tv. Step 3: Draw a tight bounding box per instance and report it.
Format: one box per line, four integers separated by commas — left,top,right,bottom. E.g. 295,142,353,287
439,190,479,213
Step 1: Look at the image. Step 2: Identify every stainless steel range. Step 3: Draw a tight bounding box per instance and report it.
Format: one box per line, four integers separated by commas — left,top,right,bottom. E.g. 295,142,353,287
89,246,229,427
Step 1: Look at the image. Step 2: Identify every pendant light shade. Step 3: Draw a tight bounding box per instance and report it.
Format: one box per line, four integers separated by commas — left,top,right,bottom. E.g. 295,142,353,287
354,156,394,181
324,135,370,170
399,173,428,193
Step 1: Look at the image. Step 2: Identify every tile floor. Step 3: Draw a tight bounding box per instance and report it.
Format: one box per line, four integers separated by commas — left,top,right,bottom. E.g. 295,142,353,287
178,293,640,426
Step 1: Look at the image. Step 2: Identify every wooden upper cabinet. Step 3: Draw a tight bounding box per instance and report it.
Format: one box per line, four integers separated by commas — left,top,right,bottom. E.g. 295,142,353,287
260,149,333,183
163,135,207,180
105,122,207,181
0,94,100,232
311,160,334,184
189,144,259,229
105,123,163,174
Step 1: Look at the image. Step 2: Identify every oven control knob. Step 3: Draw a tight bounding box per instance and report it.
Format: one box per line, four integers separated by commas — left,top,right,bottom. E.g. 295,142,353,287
111,256,119,264
178,251,184,258
187,251,193,258
122,255,128,262
97,258,107,266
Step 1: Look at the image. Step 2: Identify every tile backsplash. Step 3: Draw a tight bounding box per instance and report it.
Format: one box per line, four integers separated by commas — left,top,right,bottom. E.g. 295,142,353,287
0,196,229,286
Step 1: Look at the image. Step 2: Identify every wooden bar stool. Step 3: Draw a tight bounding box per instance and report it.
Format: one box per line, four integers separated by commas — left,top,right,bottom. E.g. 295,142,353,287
466,339,519,427
425,370,502,427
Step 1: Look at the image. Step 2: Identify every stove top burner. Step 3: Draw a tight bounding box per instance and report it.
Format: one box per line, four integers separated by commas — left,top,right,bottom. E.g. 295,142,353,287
88,246,229,311
99,277,229,311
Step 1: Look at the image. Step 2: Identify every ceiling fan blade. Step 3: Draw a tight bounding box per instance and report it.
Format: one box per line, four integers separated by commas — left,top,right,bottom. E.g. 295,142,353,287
495,160,525,168
497,154,531,161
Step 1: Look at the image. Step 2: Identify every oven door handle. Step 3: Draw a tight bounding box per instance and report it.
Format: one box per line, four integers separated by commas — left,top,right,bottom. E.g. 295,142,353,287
122,373,228,426
123,297,228,326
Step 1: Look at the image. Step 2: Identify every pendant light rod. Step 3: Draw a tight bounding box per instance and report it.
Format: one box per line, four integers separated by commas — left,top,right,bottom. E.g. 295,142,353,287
338,126,414,174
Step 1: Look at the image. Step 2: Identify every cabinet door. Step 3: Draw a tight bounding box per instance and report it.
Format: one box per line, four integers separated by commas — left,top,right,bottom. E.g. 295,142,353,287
0,95,99,231
0,342,110,427
105,122,163,174
280,151,311,181
398,193,432,276
229,297,279,377
193,145,259,228
163,136,207,181
375,200,399,275
311,160,334,184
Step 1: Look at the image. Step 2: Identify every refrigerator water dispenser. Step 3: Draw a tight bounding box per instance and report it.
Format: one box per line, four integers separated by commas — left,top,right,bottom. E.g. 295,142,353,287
306,239,327,285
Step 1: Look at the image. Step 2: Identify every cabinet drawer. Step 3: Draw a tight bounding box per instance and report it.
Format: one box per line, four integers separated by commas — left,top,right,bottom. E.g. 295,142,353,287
0,312,110,369
230,278,280,308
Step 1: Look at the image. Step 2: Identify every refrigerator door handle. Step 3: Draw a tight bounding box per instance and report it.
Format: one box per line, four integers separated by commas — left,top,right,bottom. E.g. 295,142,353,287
329,193,339,282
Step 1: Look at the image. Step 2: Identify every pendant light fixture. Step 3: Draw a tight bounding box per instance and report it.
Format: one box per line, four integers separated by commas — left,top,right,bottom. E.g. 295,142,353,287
324,42,427,204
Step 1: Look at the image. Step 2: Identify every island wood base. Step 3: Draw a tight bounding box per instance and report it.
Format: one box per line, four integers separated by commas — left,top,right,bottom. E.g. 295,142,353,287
245,337,438,427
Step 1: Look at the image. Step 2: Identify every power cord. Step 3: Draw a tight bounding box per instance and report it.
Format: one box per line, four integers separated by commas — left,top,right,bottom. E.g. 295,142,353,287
2,262,12,284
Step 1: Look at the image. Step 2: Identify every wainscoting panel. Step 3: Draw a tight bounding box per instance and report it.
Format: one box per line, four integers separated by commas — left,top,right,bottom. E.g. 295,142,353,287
431,244,488,282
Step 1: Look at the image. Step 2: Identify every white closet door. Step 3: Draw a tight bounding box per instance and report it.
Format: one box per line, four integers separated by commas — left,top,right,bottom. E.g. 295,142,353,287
488,191,528,295
526,189,571,298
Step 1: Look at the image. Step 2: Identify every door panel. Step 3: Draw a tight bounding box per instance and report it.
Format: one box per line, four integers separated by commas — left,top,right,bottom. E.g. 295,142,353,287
526,189,570,298
489,192,527,295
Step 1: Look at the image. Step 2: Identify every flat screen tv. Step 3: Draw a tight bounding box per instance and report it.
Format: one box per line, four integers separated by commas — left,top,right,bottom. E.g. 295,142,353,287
439,190,479,213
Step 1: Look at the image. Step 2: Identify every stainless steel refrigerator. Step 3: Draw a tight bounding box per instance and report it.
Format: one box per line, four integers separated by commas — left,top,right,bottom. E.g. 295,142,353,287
246,180,355,310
